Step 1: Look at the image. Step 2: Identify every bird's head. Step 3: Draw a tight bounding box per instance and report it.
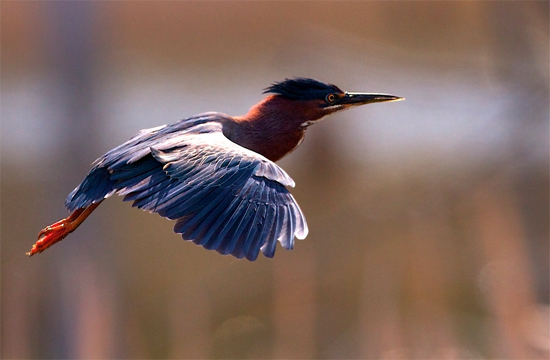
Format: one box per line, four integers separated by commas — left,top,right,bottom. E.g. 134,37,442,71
262,77,403,125
228,78,403,161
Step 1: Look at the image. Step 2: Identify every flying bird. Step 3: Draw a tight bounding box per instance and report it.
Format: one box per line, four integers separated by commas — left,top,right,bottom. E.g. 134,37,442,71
29,78,402,260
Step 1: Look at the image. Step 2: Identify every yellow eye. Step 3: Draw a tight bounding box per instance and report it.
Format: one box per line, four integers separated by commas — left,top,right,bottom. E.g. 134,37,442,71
326,93,336,103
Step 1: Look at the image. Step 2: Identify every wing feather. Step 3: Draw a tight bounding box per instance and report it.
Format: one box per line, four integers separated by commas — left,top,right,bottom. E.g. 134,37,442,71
217,201,255,256
232,180,265,258
121,174,172,202
261,206,283,258
277,205,292,250
87,117,308,260
201,195,245,250
173,187,228,239
243,203,268,261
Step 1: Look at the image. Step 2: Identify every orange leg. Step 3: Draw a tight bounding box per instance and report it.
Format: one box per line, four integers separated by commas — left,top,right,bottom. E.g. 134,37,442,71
28,201,102,256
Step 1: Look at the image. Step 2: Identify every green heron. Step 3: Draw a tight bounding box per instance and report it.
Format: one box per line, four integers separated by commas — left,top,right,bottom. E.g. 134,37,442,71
29,78,402,260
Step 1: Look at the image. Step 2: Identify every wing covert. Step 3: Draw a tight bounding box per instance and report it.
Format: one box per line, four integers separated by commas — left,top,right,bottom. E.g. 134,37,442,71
113,121,308,260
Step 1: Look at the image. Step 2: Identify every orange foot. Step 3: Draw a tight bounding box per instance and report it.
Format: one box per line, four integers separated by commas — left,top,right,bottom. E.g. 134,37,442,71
28,219,76,256
28,201,102,257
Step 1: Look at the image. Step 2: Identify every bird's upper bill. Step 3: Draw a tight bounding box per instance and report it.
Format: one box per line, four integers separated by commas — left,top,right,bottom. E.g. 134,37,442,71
339,92,404,106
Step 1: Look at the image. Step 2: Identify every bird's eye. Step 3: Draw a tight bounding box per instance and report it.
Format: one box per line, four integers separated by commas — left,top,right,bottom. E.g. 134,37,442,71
325,93,336,104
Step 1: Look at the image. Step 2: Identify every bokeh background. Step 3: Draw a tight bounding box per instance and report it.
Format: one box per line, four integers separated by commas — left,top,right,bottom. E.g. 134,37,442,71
2,1,548,359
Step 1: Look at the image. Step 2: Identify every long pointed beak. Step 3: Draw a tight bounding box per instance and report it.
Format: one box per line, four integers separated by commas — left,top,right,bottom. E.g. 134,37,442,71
340,92,404,106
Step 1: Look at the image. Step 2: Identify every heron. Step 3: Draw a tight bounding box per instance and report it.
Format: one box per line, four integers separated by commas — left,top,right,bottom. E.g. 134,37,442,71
29,78,402,260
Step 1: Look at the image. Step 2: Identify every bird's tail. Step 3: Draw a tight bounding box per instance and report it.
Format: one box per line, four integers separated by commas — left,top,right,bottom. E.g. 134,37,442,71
65,166,116,212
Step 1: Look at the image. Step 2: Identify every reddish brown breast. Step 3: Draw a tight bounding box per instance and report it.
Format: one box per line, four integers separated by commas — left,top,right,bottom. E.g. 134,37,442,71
223,96,324,162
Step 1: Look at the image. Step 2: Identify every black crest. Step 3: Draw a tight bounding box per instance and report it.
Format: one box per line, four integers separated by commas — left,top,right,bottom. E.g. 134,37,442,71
264,78,342,100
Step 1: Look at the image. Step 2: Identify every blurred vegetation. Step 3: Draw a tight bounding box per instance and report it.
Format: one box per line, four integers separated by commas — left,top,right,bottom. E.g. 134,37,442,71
2,1,548,359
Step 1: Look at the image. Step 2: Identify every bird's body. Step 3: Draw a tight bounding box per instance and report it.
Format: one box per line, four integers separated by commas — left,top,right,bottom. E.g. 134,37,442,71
29,78,402,260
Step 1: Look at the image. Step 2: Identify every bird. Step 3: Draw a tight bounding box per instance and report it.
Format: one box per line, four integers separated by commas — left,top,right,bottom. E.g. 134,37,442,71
28,78,402,261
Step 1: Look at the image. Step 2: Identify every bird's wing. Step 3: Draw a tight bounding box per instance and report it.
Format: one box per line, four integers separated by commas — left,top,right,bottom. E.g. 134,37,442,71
111,121,308,261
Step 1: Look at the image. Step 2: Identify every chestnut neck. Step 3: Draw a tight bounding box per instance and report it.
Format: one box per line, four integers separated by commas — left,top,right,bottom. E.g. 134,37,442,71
224,96,325,162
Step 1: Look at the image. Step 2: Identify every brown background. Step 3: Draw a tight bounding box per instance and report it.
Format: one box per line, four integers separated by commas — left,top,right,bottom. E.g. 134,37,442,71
2,1,548,358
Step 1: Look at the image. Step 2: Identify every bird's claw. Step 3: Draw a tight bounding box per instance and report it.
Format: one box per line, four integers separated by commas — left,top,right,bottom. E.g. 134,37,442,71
28,222,71,257
37,222,66,239
28,204,99,257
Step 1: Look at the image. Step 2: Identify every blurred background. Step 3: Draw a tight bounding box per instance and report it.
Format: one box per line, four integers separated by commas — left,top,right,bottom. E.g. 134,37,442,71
2,1,548,358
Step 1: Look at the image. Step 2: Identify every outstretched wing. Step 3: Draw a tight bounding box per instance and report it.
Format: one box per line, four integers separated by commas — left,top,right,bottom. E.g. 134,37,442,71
109,121,308,260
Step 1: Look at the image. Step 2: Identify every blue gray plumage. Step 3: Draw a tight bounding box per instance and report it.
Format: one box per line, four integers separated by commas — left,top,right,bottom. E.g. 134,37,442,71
30,78,401,259
66,113,308,261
